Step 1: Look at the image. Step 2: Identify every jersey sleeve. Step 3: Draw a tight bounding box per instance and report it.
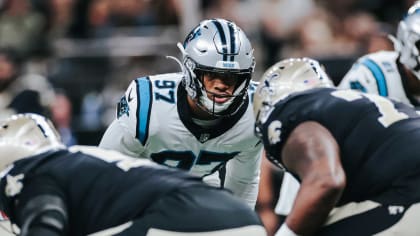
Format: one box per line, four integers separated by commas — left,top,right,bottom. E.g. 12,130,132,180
224,141,263,209
13,176,68,236
99,78,152,158
338,58,380,95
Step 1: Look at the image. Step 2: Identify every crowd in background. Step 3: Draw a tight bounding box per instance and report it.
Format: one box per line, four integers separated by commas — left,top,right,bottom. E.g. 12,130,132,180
0,0,415,145
0,0,417,235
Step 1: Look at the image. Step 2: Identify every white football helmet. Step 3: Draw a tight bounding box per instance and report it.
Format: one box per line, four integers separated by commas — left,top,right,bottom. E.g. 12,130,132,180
390,1,420,79
0,113,64,171
178,18,255,117
253,58,333,134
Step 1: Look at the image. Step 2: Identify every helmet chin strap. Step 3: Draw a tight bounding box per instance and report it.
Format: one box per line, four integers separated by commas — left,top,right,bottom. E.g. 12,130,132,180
198,91,235,116
197,72,248,117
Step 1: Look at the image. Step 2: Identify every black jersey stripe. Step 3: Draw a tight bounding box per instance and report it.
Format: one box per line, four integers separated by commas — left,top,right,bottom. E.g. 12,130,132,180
212,19,228,61
227,22,236,62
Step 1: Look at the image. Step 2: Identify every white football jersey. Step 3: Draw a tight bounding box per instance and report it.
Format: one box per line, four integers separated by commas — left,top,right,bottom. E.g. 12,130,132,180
339,51,415,106
99,73,262,208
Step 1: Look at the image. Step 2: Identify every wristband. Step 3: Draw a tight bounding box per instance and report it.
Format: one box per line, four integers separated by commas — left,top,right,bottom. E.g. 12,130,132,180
275,223,299,236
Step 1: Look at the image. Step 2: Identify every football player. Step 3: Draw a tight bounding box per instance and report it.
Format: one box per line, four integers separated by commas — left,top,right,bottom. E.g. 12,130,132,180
99,18,262,208
274,1,420,226
0,113,267,236
254,58,420,235
339,1,420,107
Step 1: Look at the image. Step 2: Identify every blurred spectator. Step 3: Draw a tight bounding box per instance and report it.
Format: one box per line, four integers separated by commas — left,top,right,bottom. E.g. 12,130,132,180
201,0,259,33
356,0,416,25
0,47,54,120
51,90,77,146
259,0,315,68
0,0,47,57
46,0,76,40
202,0,240,22
363,23,394,53
67,0,111,38
0,47,77,147
107,0,155,27
284,2,369,58
150,0,181,26
0,47,20,119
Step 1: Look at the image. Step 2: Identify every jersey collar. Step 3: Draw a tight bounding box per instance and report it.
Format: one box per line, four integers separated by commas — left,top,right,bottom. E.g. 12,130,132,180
177,86,248,143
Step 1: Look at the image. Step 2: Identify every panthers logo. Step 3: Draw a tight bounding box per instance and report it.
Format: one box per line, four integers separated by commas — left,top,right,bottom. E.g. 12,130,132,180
183,27,201,47
117,96,130,118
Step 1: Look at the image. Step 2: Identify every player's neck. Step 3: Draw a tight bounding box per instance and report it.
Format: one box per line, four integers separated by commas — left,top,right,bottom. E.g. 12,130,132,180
187,96,216,120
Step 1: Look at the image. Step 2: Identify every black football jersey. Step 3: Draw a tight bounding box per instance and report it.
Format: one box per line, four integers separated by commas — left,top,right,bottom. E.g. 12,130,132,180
0,146,205,235
260,88,420,205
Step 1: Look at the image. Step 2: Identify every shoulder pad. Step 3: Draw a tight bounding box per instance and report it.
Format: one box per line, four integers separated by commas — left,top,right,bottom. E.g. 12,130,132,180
116,77,153,145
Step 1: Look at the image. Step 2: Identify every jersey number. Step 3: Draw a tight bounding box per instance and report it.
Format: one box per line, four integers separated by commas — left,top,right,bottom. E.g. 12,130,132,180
332,90,408,127
154,80,175,103
151,150,239,173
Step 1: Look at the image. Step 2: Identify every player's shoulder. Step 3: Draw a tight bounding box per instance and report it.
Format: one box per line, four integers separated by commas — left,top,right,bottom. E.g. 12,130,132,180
117,73,182,140
122,72,182,106
127,73,182,90
269,88,335,120
340,51,398,90
148,72,183,83
360,50,398,62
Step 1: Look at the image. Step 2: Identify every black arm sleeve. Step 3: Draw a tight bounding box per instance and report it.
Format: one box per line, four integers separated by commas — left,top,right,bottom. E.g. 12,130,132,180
19,194,68,236
13,176,68,236
25,227,61,236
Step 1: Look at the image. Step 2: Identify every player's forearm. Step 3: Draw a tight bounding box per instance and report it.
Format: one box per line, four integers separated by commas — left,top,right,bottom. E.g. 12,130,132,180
225,177,259,209
285,177,344,235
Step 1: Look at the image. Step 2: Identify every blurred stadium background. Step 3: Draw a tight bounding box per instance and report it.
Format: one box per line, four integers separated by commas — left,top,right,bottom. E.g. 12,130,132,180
0,0,415,235
0,0,413,146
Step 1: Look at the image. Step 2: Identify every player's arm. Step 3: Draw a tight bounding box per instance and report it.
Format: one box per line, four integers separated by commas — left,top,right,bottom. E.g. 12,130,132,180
256,154,281,235
224,142,263,209
99,119,144,157
99,79,146,157
279,121,345,236
15,177,68,236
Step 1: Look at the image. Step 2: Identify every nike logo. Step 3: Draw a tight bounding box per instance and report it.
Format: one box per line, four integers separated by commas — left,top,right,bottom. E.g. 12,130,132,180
128,88,134,102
